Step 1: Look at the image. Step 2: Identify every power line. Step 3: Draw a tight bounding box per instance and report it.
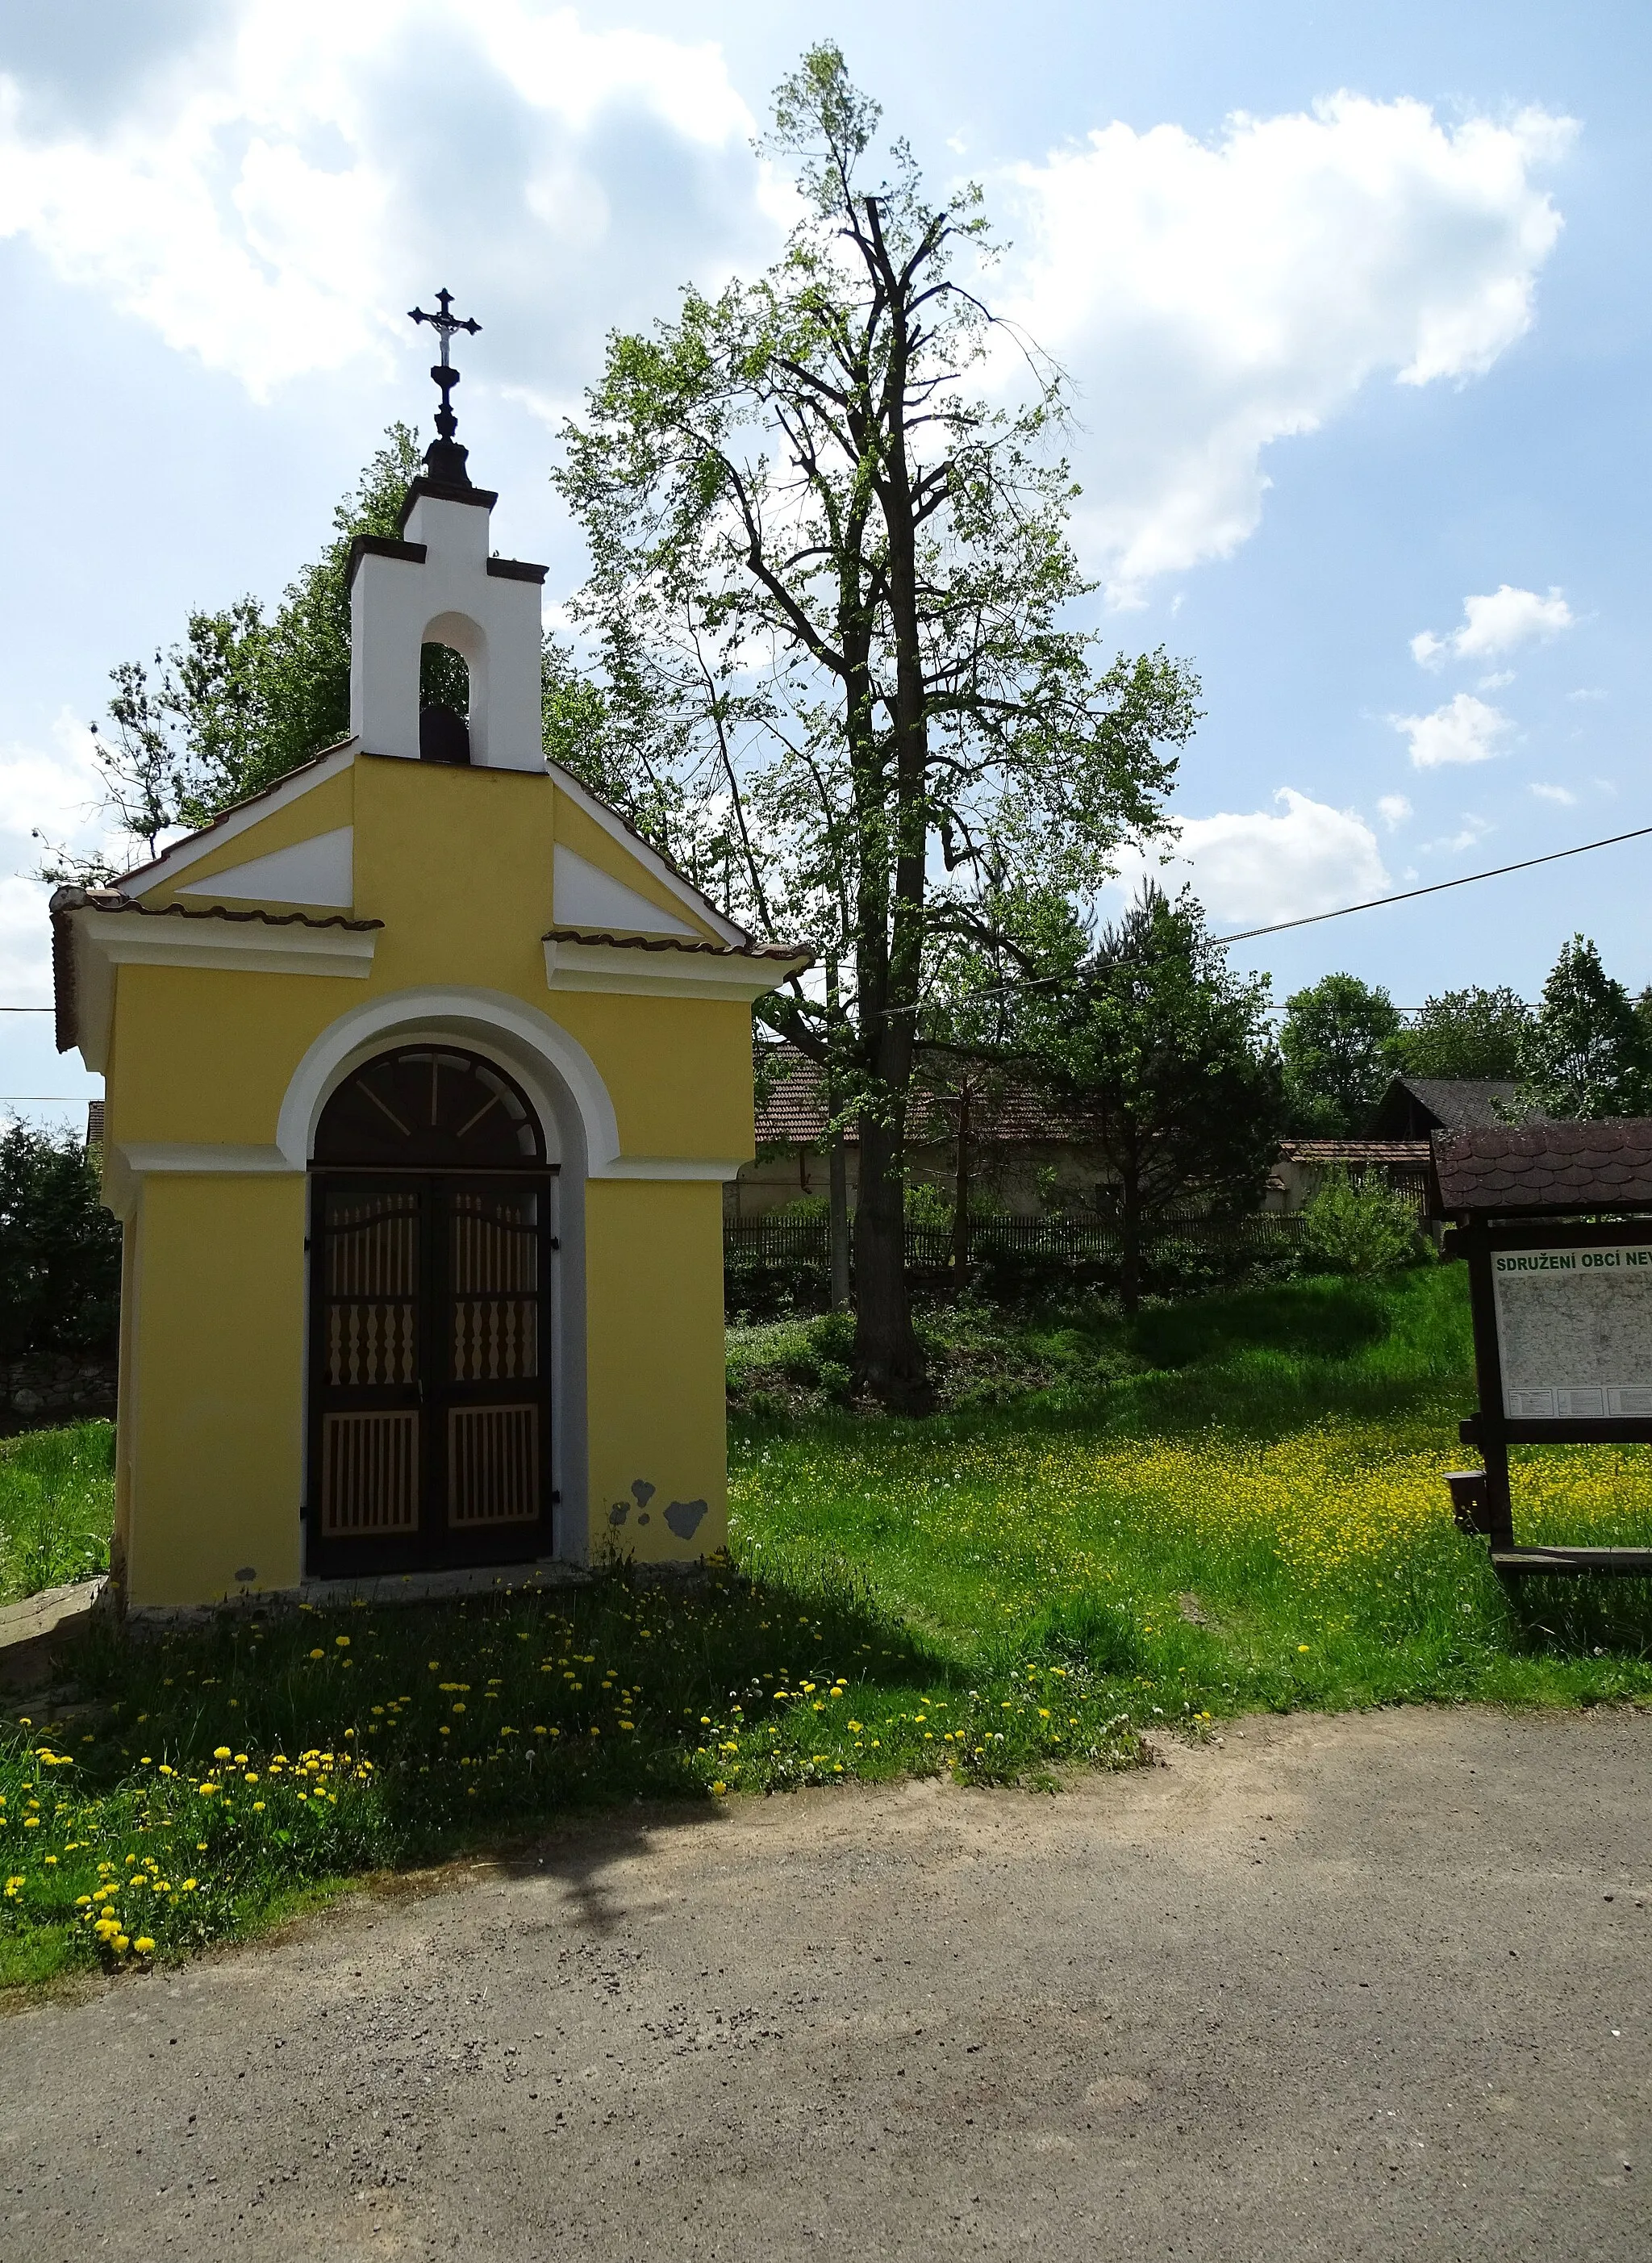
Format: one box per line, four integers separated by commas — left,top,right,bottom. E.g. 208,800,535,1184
0,1007,52,1013
1216,821,1652,946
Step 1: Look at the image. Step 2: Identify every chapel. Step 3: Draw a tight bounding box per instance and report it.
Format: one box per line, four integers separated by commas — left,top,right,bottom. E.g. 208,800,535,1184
50,297,809,1610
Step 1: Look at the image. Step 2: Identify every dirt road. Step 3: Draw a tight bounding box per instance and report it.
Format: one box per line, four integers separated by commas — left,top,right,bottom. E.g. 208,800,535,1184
3,1706,1649,2260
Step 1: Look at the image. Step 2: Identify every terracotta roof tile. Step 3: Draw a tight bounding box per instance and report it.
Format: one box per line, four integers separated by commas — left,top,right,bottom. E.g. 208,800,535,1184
544,925,811,962
1431,1118,1652,1217
1283,1140,1430,1166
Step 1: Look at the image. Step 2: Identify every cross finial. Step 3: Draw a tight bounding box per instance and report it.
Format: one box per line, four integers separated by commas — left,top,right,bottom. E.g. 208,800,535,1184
407,290,482,478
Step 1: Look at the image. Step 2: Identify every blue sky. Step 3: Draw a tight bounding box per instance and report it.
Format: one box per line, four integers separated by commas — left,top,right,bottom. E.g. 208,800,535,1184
2,0,1649,1121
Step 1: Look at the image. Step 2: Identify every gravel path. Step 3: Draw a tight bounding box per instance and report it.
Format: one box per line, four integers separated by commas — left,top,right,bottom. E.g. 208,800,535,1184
3,1706,1649,2260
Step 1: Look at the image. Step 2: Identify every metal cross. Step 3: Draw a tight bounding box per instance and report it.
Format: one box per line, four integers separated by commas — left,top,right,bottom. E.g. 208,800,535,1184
408,289,482,442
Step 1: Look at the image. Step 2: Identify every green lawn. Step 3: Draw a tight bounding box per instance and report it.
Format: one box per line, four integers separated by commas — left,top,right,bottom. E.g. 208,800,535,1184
0,1422,114,1605
2,1264,1650,1988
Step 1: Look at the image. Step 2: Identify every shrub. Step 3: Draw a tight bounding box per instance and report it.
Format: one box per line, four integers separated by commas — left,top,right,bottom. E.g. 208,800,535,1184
1299,1167,1420,1277
0,1124,121,1361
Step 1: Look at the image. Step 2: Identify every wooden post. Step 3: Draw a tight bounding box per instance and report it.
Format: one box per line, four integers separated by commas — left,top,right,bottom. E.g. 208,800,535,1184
1462,1222,1515,1549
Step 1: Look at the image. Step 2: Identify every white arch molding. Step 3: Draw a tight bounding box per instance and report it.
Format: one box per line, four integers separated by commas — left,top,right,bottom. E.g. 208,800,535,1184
276,987,617,1174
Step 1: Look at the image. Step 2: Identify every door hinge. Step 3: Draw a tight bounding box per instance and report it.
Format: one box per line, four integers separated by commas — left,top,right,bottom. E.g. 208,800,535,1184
548,1236,561,1250
551,1489,561,1504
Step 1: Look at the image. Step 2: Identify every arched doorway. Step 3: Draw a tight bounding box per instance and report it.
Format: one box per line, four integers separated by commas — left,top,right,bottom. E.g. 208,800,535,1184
307,1046,557,1578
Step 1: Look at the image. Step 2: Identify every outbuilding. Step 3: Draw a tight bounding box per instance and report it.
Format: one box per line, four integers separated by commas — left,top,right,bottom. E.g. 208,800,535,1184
50,404,809,1610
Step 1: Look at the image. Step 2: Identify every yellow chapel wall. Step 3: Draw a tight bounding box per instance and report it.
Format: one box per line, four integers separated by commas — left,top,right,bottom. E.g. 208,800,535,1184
120,1174,307,1605
103,754,753,1606
584,1179,728,1555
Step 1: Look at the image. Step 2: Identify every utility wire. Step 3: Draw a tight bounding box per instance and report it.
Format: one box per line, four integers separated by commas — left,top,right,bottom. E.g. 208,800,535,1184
1215,820,1652,945
879,816,1652,1020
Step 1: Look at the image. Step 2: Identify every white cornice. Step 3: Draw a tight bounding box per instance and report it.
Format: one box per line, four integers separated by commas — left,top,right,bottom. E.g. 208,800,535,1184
119,1142,297,1175
597,1156,746,1181
63,908,377,1078
544,935,808,1004
84,910,377,980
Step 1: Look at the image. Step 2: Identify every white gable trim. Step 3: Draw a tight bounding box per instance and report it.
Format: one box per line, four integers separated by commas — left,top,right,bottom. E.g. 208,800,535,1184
545,758,746,946
121,742,358,899
178,826,353,908
553,845,694,935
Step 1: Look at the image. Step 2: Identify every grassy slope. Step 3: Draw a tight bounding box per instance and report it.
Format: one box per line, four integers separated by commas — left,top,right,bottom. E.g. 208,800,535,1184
734,1268,1652,1712
0,1423,114,1605
2,1264,1650,1987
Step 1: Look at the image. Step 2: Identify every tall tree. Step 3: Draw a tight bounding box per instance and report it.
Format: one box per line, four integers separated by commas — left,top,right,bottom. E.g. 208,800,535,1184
1027,884,1283,1313
556,44,1198,1403
1516,935,1651,1119
46,429,429,879
1279,973,1404,1134
1394,985,1530,1080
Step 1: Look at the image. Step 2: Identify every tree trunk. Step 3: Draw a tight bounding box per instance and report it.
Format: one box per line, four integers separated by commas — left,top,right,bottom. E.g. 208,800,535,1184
828,1131,852,1312
951,1083,972,1291
1120,1154,1143,1317
826,946,853,1313
853,1111,928,1409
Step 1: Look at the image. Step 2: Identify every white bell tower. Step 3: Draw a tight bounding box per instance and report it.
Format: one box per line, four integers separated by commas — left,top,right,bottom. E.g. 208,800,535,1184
346,290,547,774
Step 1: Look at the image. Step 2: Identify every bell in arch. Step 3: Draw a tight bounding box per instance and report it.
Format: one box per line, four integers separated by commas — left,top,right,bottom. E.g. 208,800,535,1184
419,639,471,765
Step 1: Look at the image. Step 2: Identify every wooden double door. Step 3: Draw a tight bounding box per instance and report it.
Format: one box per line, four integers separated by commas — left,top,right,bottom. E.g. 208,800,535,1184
306,1170,557,1577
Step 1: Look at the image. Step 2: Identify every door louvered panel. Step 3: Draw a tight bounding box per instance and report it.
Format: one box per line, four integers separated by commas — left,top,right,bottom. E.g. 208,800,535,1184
448,1405,540,1524
320,1411,419,1534
323,1194,419,1387
449,1188,540,1380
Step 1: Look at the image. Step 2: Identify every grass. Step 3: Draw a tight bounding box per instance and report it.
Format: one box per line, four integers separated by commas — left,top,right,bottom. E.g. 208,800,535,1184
3,1263,1651,1988
0,1422,114,1605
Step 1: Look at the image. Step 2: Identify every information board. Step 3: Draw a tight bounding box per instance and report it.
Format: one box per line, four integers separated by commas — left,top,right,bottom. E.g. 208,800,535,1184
1491,1242,1652,1420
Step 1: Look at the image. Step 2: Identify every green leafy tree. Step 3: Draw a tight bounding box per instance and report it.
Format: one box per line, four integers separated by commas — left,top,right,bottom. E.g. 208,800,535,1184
1027,885,1284,1313
1280,973,1404,1134
1515,935,1652,1119
48,429,428,879
1393,986,1530,1080
0,1124,122,1362
554,44,1198,1402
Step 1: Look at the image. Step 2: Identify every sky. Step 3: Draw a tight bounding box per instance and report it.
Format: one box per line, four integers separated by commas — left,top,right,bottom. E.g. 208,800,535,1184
2,0,1650,1124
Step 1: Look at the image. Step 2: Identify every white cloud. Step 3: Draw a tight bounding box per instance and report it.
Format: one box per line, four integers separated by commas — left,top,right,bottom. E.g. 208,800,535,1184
1530,781,1577,804
1000,95,1572,601
1477,669,1515,690
1116,787,1387,926
0,0,778,401
1391,691,1510,769
1376,794,1412,829
1421,813,1491,856
1411,583,1574,669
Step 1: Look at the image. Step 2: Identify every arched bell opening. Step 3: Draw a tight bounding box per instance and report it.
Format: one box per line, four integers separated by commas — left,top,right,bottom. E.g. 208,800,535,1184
306,1045,557,1579
419,640,471,765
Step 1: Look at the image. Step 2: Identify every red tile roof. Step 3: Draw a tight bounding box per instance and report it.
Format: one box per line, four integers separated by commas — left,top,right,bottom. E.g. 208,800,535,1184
754,1046,1097,1147
1283,1140,1431,1167
545,926,811,961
